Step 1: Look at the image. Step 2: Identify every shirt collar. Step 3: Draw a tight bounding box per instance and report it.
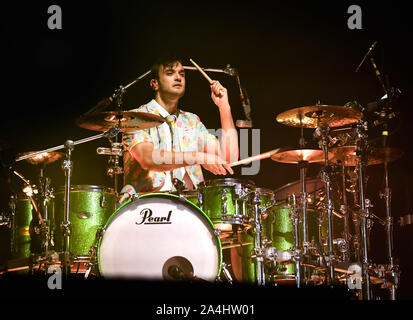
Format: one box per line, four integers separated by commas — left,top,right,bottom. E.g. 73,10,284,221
147,99,180,119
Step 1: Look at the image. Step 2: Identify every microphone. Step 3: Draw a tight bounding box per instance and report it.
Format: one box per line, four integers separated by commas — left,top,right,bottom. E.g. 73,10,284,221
167,265,206,282
118,184,136,205
355,41,378,72
235,74,253,128
167,265,190,280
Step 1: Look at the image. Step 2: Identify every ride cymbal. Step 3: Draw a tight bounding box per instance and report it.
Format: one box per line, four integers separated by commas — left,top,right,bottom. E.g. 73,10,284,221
276,105,363,128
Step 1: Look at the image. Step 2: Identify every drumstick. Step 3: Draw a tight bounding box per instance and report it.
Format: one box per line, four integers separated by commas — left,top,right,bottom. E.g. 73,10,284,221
228,148,280,167
190,58,213,84
190,58,224,95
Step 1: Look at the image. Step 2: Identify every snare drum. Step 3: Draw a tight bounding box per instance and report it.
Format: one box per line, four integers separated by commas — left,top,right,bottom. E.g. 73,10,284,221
97,193,222,281
53,185,116,258
198,178,255,232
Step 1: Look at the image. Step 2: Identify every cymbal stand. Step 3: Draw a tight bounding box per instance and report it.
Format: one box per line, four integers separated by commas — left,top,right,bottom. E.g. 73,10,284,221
38,166,54,254
318,124,336,286
379,138,399,300
60,140,74,276
347,168,362,263
354,120,371,300
288,193,302,288
252,191,265,286
298,127,310,256
339,162,351,263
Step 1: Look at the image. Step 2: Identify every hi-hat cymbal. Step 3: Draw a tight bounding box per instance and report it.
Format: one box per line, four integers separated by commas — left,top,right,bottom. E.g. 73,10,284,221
18,151,64,166
75,111,166,132
271,147,333,164
330,146,404,166
276,105,363,128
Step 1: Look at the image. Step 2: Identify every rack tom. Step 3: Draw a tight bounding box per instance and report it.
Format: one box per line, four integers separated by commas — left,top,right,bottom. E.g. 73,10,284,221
198,178,255,232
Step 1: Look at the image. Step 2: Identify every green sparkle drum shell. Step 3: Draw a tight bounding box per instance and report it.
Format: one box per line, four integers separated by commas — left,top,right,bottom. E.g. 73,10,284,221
53,185,116,257
269,205,322,279
10,197,33,260
198,179,255,230
272,205,323,250
10,196,53,260
238,229,256,283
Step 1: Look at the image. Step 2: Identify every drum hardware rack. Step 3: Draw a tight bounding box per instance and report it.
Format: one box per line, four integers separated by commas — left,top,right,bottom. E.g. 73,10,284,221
13,126,121,276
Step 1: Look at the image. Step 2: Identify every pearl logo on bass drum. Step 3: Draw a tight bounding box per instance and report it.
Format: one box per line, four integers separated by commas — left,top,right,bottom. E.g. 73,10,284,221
136,208,172,225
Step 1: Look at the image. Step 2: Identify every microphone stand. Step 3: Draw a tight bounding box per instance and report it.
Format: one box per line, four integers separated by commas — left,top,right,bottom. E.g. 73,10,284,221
81,69,152,118
318,124,336,287
378,80,399,301
82,69,152,194
183,64,252,127
355,41,378,73
354,120,372,300
368,57,400,300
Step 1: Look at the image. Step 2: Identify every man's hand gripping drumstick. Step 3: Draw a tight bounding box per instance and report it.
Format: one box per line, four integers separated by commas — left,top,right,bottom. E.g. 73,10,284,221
190,58,239,175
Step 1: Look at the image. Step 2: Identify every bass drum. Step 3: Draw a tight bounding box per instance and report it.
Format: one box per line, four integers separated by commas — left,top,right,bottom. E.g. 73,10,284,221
97,193,222,281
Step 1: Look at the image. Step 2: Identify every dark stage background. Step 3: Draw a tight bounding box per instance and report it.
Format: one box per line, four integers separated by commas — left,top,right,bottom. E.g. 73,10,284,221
1,1,412,300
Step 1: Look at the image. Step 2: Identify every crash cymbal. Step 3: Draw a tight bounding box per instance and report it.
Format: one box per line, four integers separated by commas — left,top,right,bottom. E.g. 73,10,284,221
75,111,166,132
276,105,363,128
271,147,333,164
18,151,64,166
330,146,404,166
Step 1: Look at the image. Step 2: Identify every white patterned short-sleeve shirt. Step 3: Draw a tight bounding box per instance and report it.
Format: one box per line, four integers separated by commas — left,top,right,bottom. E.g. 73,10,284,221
122,99,217,192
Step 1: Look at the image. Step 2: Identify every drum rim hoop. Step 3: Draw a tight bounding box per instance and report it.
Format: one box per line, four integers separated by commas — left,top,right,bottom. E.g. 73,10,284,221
199,178,255,188
54,184,115,194
274,177,323,194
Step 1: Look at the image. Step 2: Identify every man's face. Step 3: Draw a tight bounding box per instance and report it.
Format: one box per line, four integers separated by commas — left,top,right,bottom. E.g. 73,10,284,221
155,62,186,98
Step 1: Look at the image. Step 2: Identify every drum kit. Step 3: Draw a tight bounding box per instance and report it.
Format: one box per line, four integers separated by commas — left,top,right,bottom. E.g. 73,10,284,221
0,87,404,301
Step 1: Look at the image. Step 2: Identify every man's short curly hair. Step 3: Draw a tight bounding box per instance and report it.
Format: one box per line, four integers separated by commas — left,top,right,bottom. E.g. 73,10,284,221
150,53,183,81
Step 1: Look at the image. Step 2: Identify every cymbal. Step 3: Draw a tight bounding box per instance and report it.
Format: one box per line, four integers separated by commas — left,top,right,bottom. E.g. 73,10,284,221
330,146,404,166
18,151,64,166
276,105,363,128
271,147,333,164
75,111,166,132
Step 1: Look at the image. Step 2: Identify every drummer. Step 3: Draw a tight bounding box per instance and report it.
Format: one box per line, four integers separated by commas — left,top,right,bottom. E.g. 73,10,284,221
122,54,239,193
